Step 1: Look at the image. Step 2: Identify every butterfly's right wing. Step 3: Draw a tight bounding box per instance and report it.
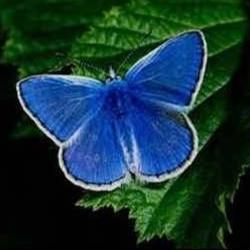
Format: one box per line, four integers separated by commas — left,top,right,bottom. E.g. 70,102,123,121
17,75,104,145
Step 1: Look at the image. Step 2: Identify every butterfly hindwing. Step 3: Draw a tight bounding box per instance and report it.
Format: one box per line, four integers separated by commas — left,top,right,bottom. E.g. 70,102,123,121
17,75,104,144
123,98,197,181
59,102,129,191
125,31,207,110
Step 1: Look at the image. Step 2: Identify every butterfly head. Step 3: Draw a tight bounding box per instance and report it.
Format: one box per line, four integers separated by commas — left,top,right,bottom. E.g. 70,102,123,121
106,66,121,84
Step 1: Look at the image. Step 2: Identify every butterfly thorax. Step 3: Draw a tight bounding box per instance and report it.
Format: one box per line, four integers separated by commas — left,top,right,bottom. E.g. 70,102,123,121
103,80,130,119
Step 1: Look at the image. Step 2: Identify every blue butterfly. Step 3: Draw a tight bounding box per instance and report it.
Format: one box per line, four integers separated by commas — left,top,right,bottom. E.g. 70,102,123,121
17,30,207,191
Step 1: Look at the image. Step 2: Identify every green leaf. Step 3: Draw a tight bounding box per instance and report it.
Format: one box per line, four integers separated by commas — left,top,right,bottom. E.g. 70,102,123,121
74,0,247,248
71,0,246,58
0,0,127,76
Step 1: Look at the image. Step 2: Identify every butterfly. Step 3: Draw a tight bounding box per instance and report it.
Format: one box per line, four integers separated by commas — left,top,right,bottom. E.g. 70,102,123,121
17,30,207,191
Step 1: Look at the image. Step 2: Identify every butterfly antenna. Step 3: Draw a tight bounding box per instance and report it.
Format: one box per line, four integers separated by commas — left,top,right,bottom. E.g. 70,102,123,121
116,30,152,75
55,52,106,75
79,59,106,75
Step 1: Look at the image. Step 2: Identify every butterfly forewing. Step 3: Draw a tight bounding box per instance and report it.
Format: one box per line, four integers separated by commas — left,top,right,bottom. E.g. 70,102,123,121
125,31,207,110
17,75,103,144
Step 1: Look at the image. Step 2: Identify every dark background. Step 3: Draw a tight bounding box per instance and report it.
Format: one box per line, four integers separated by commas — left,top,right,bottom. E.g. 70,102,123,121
1,6,250,250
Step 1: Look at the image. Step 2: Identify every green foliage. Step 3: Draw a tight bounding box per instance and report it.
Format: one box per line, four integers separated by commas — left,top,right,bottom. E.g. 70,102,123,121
1,0,249,248
0,0,127,76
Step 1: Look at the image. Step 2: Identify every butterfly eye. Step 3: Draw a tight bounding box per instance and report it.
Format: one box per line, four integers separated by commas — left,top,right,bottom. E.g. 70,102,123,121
106,76,112,83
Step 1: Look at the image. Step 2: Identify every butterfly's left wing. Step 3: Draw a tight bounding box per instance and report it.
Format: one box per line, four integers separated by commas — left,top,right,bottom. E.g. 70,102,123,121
17,75,129,190
58,107,129,191
125,31,207,110
17,75,104,145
